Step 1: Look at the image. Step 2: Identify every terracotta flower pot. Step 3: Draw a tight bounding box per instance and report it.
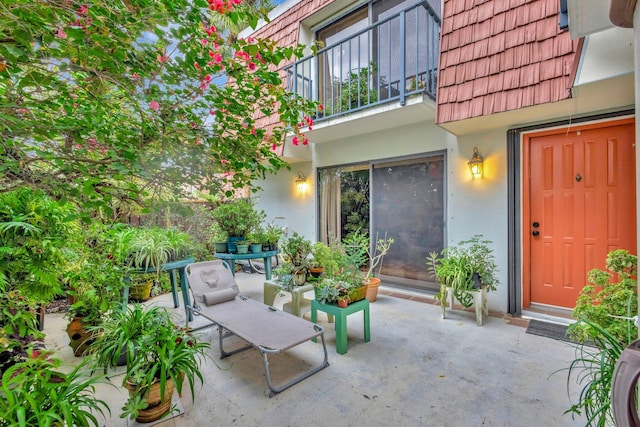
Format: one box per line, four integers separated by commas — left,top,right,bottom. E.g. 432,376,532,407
338,298,349,308
364,277,382,302
125,377,175,423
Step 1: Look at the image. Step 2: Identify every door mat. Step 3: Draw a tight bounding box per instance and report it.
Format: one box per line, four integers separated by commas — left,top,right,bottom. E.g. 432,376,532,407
526,319,571,343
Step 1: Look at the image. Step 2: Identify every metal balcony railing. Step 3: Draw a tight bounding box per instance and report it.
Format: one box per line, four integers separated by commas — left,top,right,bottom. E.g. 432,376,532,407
284,1,440,122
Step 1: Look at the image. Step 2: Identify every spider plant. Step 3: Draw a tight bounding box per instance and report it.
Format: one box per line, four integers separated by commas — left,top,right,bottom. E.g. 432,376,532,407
562,319,631,426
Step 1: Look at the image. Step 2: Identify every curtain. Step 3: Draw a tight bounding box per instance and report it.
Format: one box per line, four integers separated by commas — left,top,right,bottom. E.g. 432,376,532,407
319,170,341,244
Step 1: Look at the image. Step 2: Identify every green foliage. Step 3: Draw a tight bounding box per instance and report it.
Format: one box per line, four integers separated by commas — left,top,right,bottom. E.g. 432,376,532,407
126,226,195,282
118,305,211,420
0,1,318,217
562,319,629,426
570,249,638,344
427,235,499,308
264,223,284,244
0,290,44,373
280,231,313,267
212,199,265,238
0,189,80,303
0,350,110,427
340,170,370,237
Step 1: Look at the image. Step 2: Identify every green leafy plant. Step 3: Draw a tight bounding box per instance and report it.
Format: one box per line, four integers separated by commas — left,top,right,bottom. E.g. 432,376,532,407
212,200,265,238
0,290,45,374
0,189,81,303
120,305,210,421
562,319,631,426
280,232,313,267
570,249,638,344
427,235,499,307
264,224,284,246
0,349,110,427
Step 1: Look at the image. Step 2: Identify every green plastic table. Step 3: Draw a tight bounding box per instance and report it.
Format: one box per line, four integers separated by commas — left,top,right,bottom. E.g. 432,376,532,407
311,298,370,355
214,250,279,280
126,257,195,319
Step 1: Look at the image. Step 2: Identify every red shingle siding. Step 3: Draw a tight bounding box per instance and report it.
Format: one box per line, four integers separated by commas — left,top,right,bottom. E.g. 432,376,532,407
436,0,580,124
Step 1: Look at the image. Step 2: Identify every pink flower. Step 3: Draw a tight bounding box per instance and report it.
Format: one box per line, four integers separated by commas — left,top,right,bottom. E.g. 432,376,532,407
318,104,324,111
69,93,77,99
210,109,215,115
204,25,217,36
271,143,277,151
201,39,208,45
303,138,309,145
149,100,159,111
210,52,223,63
248,62,256,71
292,136,299,146
194,62,200,70
157,53,168,63
221,159,228,164
57,28,67,39
250,128,256,136
132,72,140,79
77,5,88,15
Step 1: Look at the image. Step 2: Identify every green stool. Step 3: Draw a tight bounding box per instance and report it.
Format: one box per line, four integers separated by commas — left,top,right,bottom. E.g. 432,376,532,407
311,299,370,355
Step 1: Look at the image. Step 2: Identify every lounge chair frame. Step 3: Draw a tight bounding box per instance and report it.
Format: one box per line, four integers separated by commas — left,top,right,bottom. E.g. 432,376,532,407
185,261,329,397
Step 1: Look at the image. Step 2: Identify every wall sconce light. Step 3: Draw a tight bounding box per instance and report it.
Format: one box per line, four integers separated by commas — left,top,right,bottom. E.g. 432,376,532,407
467,147,484,179
295,172,308,192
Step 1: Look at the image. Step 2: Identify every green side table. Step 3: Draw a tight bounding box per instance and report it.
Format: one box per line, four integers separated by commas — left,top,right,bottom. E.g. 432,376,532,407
311,298,370,355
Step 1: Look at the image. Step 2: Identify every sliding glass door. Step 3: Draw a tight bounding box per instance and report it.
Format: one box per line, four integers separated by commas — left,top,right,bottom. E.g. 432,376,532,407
318,153,445,291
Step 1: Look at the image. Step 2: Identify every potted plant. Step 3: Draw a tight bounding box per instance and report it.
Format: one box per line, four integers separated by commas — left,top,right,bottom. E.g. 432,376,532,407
309,242,331,278
264,223,284,251
211,199,265,252
210,222,228,253
280,232,313,285
235,239,250,254
247,227,266,253
0,349,109,426
342,229,394,302
119,305,210,423
427,235,499,313
362,231,394,302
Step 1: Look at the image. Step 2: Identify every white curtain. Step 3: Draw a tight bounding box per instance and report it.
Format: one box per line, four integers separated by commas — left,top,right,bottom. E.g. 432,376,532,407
319,170,341,244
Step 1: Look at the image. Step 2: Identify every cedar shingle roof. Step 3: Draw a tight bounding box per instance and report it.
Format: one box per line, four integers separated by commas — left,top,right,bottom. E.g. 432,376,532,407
436,0,580,124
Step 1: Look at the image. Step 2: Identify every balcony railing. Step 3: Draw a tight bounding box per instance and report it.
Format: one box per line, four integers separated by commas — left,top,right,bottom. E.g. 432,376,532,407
284,1,440,122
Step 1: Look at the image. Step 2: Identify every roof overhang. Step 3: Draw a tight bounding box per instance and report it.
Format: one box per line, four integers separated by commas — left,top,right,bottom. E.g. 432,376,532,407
568,0,637,39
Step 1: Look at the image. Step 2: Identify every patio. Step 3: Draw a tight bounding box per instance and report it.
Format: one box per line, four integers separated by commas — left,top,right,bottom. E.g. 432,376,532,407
44,272,586,426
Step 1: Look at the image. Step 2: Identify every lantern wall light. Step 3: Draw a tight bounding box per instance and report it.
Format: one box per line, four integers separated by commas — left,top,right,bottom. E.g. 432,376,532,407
468,147,484,179
295,172,308,192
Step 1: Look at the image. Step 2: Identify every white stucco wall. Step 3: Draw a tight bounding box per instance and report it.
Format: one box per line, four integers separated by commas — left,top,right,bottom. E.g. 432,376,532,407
254,120,511,311
252,163,316,241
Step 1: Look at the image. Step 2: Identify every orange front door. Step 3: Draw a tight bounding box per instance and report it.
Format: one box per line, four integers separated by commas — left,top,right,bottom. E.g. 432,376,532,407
524,119,636,309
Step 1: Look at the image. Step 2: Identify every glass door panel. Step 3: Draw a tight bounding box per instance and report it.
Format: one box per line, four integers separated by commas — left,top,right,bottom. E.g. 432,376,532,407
371,155,445,291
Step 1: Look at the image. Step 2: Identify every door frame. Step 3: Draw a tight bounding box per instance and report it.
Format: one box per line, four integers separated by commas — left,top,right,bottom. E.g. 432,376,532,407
506,110,635,315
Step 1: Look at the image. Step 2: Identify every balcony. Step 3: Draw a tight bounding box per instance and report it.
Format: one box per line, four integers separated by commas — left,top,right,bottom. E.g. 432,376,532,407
284,1,440,123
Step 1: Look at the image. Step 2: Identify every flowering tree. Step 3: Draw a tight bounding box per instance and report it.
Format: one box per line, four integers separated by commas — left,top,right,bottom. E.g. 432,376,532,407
0,0,316,217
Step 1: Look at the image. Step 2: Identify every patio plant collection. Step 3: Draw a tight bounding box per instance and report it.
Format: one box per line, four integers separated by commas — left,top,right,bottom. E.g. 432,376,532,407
0,2,634,426
0,0,318,423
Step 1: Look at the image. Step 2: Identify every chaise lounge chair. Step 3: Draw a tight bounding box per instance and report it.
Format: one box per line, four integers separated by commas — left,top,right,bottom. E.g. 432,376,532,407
184,260,329,396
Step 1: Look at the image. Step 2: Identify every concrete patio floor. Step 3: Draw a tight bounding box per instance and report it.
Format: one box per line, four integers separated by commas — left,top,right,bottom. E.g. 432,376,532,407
44,272,587,426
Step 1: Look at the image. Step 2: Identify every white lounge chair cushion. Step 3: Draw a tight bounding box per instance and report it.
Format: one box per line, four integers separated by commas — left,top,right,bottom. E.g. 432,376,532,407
203,288,238,306
191,265,239,305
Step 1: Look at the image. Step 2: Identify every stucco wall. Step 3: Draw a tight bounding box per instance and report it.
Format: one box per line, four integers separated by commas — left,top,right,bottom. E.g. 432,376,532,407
253,162,316,241
254,120,511,312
